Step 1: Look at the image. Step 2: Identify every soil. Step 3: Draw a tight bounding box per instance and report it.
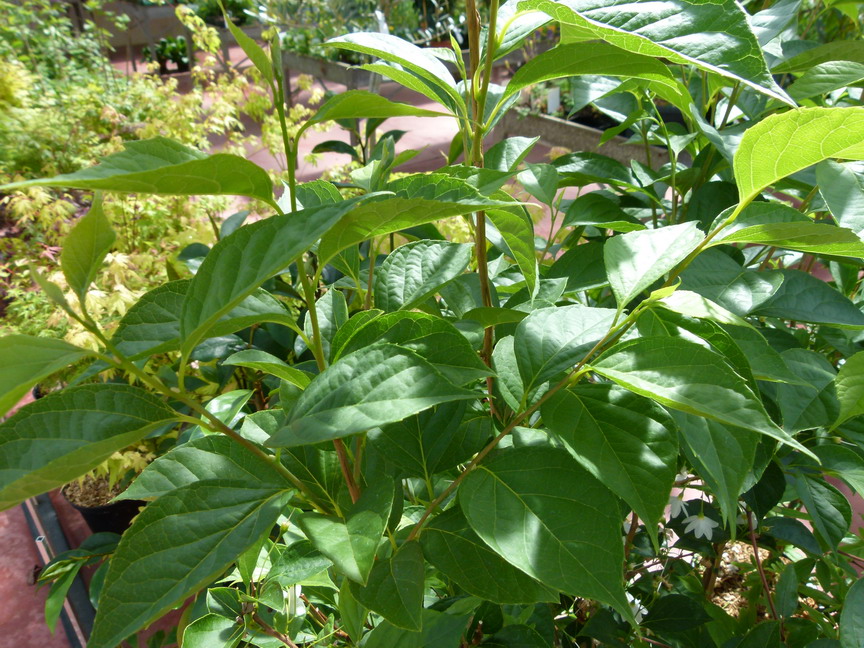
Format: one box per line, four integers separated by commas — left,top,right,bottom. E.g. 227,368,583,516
62,476,125,508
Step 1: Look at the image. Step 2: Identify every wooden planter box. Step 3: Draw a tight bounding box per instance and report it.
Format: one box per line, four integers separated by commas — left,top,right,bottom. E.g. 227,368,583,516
493,110,669,167
94,1,185,49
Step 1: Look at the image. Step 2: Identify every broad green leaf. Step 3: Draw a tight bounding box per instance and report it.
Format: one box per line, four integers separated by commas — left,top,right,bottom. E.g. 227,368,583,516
421,507,558,604
487,207,539,299
814,444,864,499
770,349,838,433
679,249,783,317
295,179,344,209
522,0,790,104
817,161,864,236
60,195,115,300
0,384,178,511
297,478,393,585
542,385,678,530
302,287,348,362
515,304,617,392
89,480,289,648
711,200,811,235
223,11,272,81
493,0,552,62
656,291,753,329
492,336,528,412
317,174,510,263
269,541,333,587
182,613,243,648
364,608,470,648
773,41,864,74
591,337,811,455
548,241,609,293
485,136,539,173
840,578,864,648
112,281,297,360
368,401,490,479
2,137,276,208
788,61,864,101
461,306,527,327
180,197,366,353
349,541,425,631
554,152,634,188
719,324,801,384
374,241,473,311
325,33,463,112
604,222,704,309
299,90,447,139
121,435,286,501
269,344,477,448
791,473,851,551
224,350,312,389
672,411,758,525
501,41,689,110
774,563,799,619
643,594,712,633
712,222,864,258
751,269,864,328
562,193,645,233
459,446,632,622
0,335,93,417
835,351,864,429
734,107,864,205
518,163,559,206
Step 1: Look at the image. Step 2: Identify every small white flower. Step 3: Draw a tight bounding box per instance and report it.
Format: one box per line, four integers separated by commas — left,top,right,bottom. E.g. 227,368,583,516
682,513,719,541
626,592,647,624
668,495,686,518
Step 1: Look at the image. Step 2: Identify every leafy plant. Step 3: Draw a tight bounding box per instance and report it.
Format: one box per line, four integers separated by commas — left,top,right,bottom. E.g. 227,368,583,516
3,0,864,647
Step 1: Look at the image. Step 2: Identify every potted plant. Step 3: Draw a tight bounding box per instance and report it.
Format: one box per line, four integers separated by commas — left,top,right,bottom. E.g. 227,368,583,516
2,0,864,646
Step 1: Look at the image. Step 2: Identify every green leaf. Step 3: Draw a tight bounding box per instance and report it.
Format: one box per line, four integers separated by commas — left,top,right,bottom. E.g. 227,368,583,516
522,0,790,104
0,335,93,417
672,411,758,525
604,223,704,310
712,222,864,258
548,240,609,293
2,137,276,208
840,578,864,648
368,401,490,479
317,174,509,264
517,163,559,206
485,136,539,173
562,193,645,233
813,444,864,499
180,198,366,353
268,344,478,447
222,10,272,81
515,304,617,393
121,435,286,501
773,40,864,74
374,241,473,311
501,41,689,110
182,613,243,648
554,152,633,188
643,594,711,632
770,349,838,433
299,90,447,139
364,608,470,648
751,270,864,328
89,480,289,648
788,61,864,101
459,446,632,622
297,478,393,585
542,385,678,530
656,291,753,330
774,563,799,618
835,351,864,429
349,541,425,631
817,161,864,237
224,350,312,389
0,384,178,511
487,206,540,298
791,474,851,551
591,337,811,455
734,107,864,205
421,507,557,604
325,33,463,112
302,288,348,362
269,541,333,587
60,195,115,300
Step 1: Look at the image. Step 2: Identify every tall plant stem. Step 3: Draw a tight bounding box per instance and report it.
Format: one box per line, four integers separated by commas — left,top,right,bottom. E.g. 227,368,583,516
748,511,780,621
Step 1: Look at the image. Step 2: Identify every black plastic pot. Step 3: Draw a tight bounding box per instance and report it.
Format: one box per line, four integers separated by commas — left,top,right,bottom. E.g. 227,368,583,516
63,491,145,535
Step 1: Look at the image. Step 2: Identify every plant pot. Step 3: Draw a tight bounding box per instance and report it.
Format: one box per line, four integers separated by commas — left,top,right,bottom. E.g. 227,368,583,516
62,478,145,535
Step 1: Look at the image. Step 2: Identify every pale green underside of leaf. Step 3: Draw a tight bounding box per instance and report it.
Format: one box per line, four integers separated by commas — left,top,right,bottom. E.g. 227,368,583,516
713,222,864,258
61,195,116,300
487,207,539,299
2,137,276,207
591,336,812,456
0,384,179,511
270,344,478,447
788,61,864,101
0,335,93,418
459,446,633,623
90,481,289,648
520,0,791,105
734,107,864,204
224,349,312,388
